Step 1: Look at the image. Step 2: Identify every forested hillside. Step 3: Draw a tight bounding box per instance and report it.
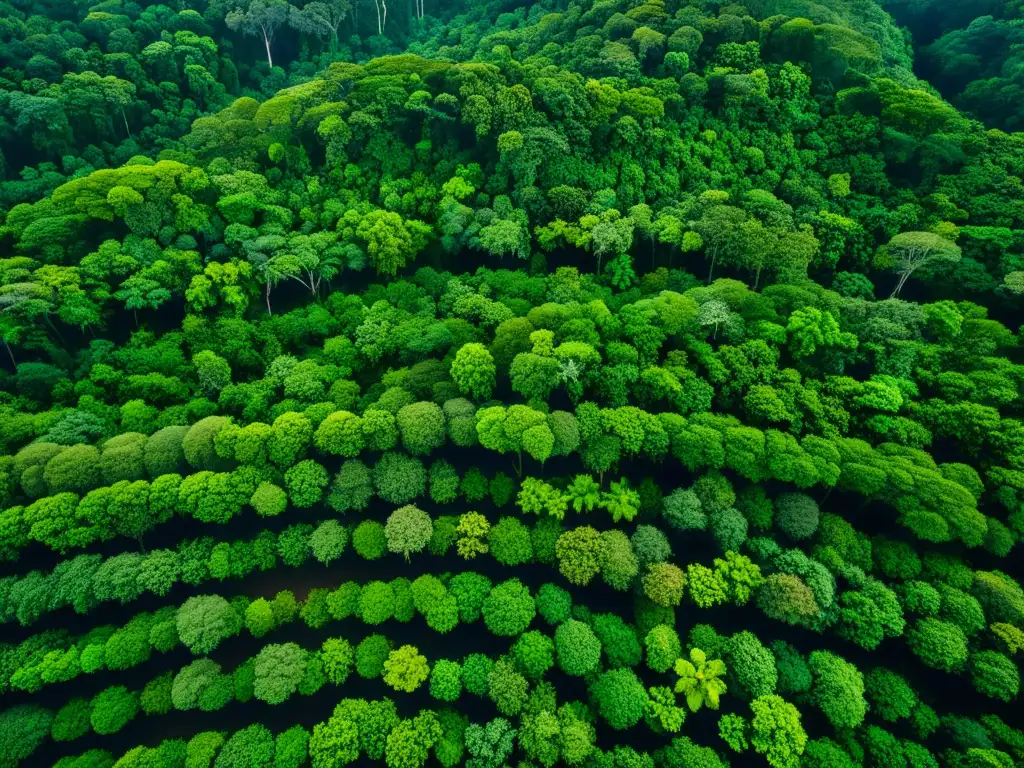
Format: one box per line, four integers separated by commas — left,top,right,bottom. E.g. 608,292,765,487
884,0,1024,132
0,1,1022,767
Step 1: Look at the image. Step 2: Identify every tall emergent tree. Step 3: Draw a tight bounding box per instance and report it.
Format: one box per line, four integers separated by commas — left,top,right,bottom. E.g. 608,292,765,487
875,232,962,297
226,0,291,68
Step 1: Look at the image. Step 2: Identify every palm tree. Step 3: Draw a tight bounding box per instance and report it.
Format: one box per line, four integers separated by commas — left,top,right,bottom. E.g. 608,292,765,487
674,648,727,712
566,474,601,512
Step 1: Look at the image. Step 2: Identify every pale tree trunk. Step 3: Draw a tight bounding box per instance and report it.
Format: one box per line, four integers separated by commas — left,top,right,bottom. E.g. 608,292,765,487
373,0,387,34
890,269,914,298
287,274,315,295
889,247,933,298
301,270,320,296
307,270,325,297
890,255,920,298
120,107,131,138
265,281,273,314
262,27,273,67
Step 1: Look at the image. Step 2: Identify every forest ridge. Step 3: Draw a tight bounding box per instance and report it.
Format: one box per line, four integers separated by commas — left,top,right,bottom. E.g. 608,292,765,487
0,1,1022,768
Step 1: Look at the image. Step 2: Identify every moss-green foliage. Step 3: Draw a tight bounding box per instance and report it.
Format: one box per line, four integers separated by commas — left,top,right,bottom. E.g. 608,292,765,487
644,625,682,674
52,699,93,742
750,695,808,768
461,653,494,697
865,668,917,722
355,635,392,680
534,583,572,626
1,1,1023,766
482,579,536,637
555,619,602,677
352,520,388,560
908,618,969,673
176,595,241,656
807,651,867,730
726,631,778,700
590,669,649,730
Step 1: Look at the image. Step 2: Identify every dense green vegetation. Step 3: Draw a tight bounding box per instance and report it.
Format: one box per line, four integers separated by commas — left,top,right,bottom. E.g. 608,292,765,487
0,0,1022,767
885,0,1024,132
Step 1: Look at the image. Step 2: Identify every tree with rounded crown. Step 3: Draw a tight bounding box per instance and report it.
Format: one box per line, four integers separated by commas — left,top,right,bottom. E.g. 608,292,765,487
750,695,807,768
875,231,961,298
385,505,433,561
451,343,496,400
476,404,550,476
383,645,429,693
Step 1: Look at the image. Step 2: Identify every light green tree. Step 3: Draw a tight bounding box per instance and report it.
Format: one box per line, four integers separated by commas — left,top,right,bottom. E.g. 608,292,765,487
674,648,727,712
875,231,961,298
451,343,496,400
383,645,430,693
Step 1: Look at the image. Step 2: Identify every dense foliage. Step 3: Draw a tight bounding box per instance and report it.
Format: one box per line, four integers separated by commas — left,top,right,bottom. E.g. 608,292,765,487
0,0,1022,767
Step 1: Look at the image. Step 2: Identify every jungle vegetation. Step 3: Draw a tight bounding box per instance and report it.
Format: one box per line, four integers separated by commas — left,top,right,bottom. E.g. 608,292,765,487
0,0,1022,767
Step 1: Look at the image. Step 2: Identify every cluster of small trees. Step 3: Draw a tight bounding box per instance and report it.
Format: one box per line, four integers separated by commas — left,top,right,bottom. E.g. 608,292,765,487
0,574,752,762
3,494,1021,765
2,427,1022,764
20,609,1024,768
2,629,429,755
1,376,1005,561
